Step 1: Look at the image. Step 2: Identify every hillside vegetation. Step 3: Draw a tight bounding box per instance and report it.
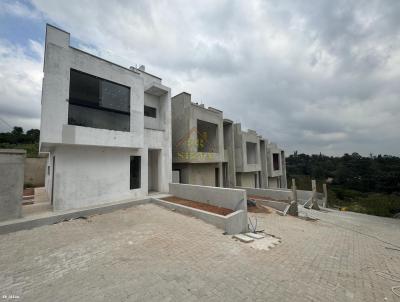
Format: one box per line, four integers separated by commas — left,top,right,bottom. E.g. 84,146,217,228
0,127,39,157
286,152,400,217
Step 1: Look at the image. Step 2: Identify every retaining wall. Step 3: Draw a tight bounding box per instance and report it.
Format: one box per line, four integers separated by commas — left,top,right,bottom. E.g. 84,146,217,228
238,186,292,202
169,183,247,211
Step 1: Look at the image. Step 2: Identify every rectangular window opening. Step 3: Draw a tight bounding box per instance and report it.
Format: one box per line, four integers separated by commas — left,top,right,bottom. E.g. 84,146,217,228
68,69,130,132
273,153,280,171
197,119,218,153
130,156,141,189
246,142,257,164
144,105,157,118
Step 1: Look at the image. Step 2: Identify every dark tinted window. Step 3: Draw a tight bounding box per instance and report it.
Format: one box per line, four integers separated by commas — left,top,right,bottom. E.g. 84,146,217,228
68,69,130,132
100,81,130,112
144,105,157,118
130,156,141,189
70,70,100,105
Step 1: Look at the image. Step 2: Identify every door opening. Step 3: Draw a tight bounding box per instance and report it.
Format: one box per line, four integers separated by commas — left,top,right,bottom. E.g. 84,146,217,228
215,167,220,187
148,149,160,193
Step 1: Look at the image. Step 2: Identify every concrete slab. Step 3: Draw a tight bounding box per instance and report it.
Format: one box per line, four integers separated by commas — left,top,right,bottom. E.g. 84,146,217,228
245,232,265,239
232,234,254,243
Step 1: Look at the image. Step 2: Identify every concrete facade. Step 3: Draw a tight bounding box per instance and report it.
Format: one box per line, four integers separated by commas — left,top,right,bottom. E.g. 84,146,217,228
40,24,171,211
266,142,287,188
171,92,224,187
234,124,262,188
171,92,287,190
0,149,25,221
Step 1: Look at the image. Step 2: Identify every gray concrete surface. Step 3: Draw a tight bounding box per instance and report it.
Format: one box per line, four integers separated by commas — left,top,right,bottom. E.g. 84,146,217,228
0,149,25,222
0,194,167,235
169,183,247,211
1,204,399,301
24,157,47,187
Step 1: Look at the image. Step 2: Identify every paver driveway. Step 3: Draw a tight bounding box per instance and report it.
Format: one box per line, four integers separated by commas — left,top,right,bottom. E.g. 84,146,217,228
0,203,399,301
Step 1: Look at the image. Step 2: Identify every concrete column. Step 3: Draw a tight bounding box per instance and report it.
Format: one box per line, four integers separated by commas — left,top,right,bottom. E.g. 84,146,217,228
218,162,223,187
291,178,297,203
323,183,328,208
311,179,320,210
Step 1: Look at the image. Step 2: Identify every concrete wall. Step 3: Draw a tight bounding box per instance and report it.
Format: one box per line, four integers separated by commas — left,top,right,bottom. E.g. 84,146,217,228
24,157,47,187
51,145,146,211
259,139,269,188
268,177,279,188
236,172,257,188
153,198,248,234
172,92,224,164
239,187,292,202
168,183,248,234
169,183,247,211
172,163,220,187
234,124,261,173
223,120,236,187
0,150,25,221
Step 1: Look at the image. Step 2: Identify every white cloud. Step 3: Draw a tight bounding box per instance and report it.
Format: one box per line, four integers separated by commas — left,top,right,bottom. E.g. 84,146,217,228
1,0,399,155
0,1,41,20
0,39,43,132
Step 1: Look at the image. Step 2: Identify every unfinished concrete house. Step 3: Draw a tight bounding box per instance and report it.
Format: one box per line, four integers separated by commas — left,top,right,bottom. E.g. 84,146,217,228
234,124,262,188
171,92,224,186
266,142,287,188
40,24,171,211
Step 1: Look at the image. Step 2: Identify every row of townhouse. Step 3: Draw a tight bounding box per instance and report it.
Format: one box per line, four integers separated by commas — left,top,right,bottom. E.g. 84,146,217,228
39,24,286,212
171,93,287,190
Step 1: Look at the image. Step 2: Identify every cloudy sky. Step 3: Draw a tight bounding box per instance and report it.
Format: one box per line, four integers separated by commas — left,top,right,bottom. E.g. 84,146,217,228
0,0,399,156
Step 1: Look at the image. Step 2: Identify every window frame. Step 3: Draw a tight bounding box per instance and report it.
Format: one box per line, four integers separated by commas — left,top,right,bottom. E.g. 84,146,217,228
144,105,157,118
68,68,131,116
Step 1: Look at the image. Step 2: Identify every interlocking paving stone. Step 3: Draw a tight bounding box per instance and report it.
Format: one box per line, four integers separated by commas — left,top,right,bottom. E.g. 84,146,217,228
0,203,399,301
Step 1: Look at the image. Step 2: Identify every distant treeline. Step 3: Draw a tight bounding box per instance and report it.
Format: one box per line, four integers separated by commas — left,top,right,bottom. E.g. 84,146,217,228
286,152,400,194
0,127,40,157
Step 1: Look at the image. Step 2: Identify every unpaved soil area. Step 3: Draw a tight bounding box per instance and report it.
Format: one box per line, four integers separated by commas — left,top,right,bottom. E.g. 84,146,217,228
248,194,289,203
162,196,234,216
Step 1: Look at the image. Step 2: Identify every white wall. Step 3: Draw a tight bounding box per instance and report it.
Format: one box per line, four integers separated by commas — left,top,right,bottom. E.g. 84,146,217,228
40,25,172,210
40,25,145,151
53,145,147,211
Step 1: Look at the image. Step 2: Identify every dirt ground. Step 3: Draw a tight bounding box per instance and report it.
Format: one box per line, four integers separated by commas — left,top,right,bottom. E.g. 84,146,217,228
247,203,272,214
248,194,289,203
162,196,234,216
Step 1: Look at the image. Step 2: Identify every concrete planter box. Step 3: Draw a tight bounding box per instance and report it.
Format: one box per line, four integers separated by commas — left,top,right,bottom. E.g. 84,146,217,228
167,183,248,234
152,198,248,235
